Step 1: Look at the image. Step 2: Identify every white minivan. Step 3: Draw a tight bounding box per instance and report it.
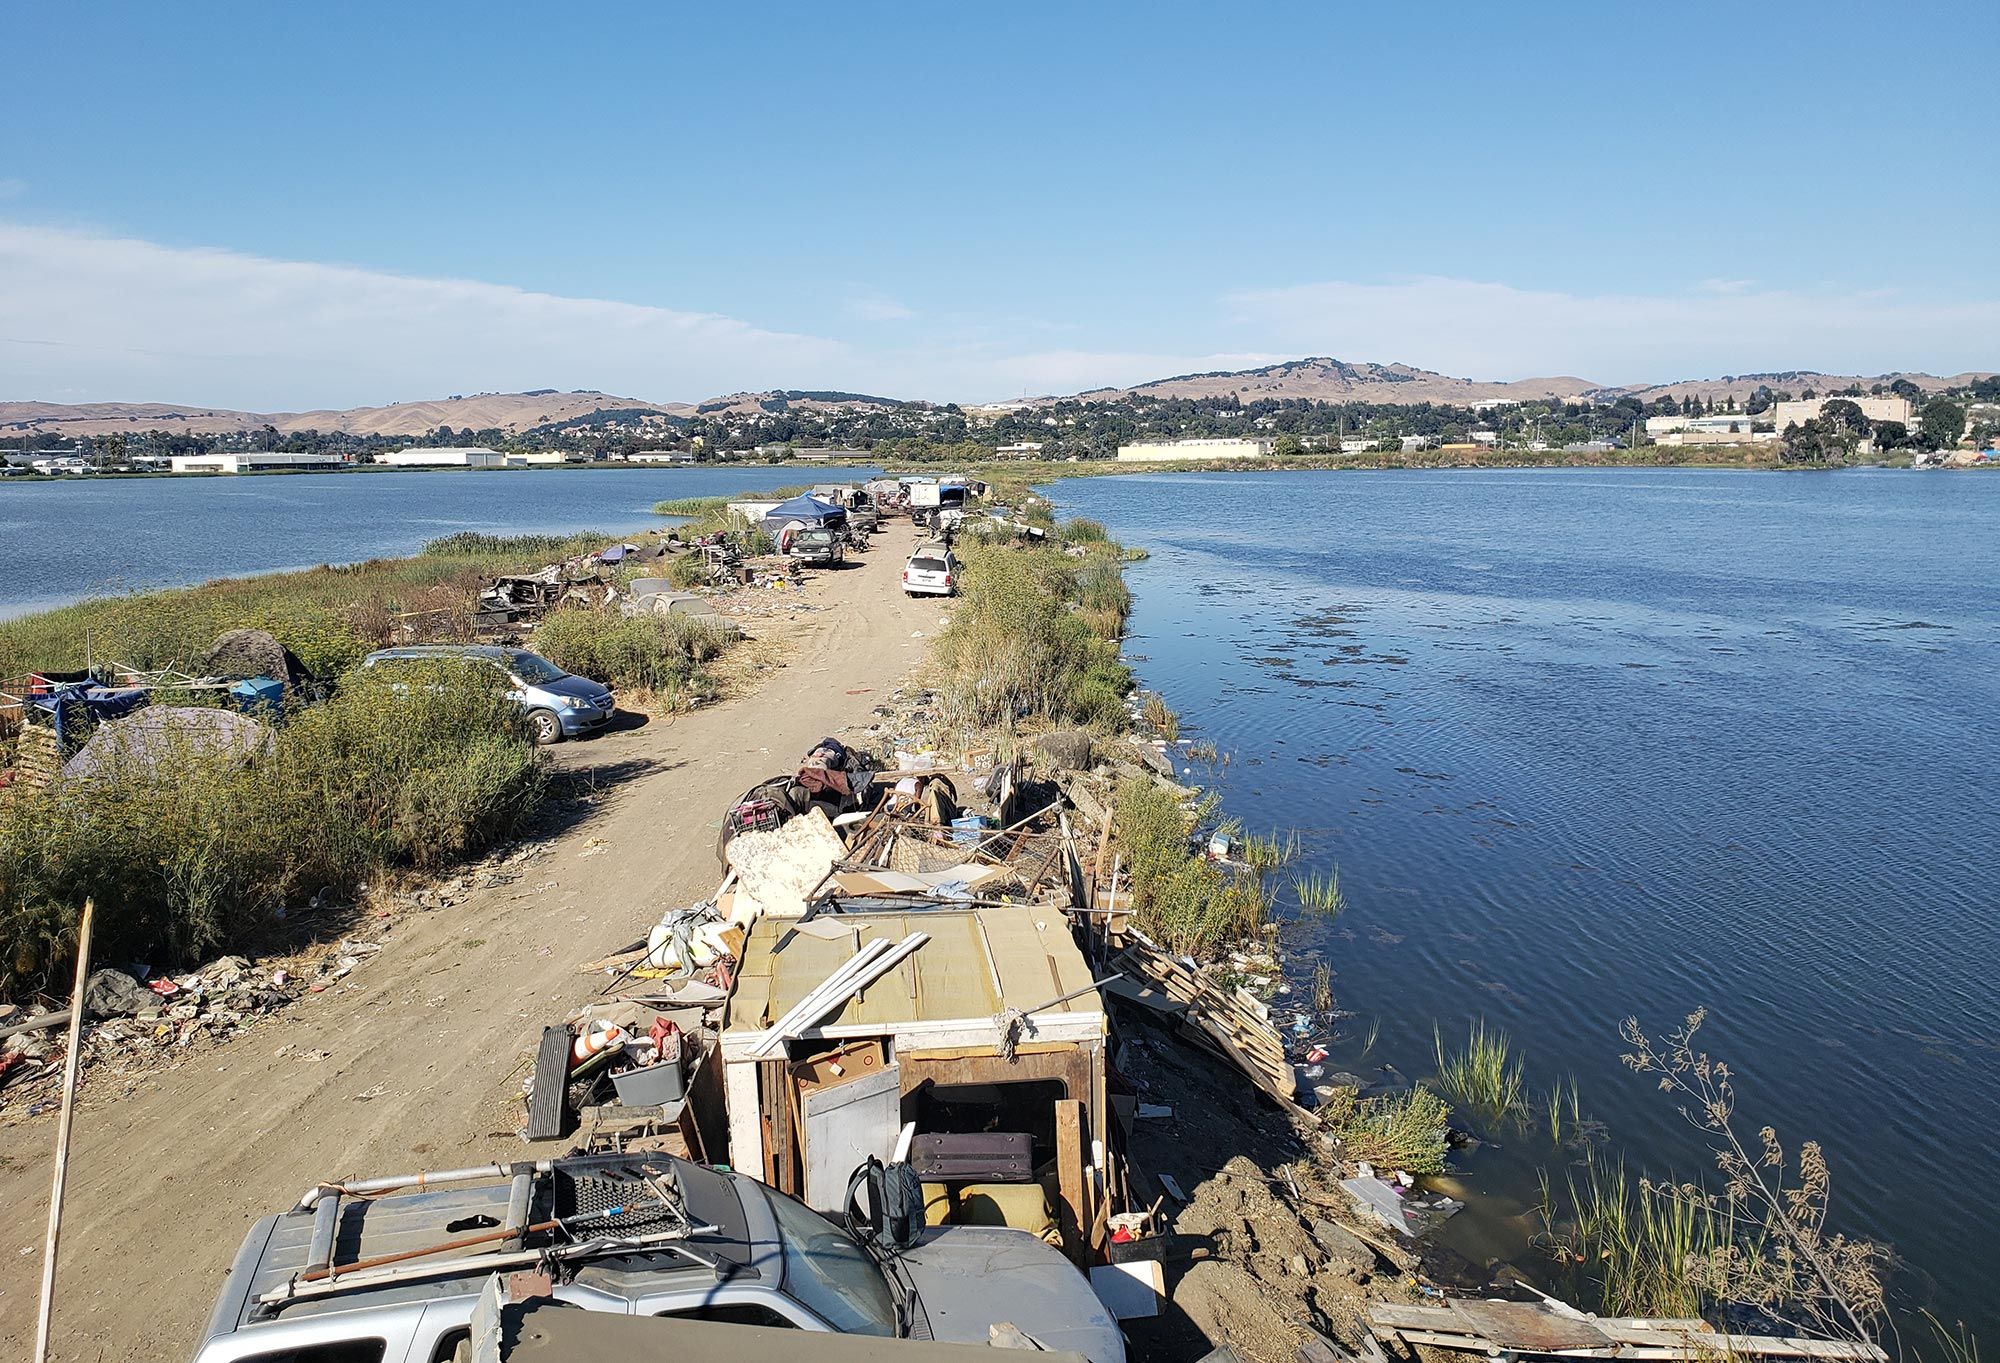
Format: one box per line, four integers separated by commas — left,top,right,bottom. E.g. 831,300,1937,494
901,545,959,597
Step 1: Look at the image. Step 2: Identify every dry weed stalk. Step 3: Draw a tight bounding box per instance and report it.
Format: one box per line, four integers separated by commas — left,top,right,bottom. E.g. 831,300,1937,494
1620,1009,1887,1347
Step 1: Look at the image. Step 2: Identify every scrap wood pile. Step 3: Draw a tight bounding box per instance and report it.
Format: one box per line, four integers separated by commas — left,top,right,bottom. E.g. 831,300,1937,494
1109,934,1298,1110
1365,1298,1889,1362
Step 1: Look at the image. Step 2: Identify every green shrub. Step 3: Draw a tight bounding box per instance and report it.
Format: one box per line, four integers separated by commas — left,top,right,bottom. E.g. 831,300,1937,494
531,610,729,704
1327,1087,1452,1175
931,539,1131,731
1111,776,1266,952
0,666,545,996
665,553,708,590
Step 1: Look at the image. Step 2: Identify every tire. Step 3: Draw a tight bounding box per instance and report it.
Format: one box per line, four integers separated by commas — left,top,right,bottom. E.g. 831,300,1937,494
526,708,564,746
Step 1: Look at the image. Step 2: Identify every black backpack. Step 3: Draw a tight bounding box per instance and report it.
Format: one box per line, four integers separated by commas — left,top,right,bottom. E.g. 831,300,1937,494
845,1155,925,1252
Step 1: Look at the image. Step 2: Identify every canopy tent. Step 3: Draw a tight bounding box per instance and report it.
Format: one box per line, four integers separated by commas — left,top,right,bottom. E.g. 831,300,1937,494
760,494,848,534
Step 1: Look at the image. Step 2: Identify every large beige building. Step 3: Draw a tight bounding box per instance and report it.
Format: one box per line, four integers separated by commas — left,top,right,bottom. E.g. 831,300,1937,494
1771,396,1913,430
1115,437,1273,462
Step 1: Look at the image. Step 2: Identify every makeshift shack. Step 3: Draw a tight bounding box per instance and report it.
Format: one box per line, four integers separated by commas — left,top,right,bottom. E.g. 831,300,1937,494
720,905,1110,1260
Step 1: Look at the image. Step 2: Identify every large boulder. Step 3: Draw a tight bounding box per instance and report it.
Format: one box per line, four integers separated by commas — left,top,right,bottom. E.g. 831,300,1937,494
1035,729,1095,772
83,968,151,1018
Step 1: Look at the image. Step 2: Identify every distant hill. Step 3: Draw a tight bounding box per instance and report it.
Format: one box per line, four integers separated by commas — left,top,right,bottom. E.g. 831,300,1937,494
3,365,1991,439
1071,358,1601,406
1585,371,1992,404
0,391,681,439
689,389,921,417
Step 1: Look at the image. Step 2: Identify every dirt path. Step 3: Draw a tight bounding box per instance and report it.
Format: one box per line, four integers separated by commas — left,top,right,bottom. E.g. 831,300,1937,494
0,522,948,1361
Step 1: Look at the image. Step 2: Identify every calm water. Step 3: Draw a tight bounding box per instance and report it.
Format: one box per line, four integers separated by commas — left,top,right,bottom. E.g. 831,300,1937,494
0,466,873,618
1058,469,2000,1336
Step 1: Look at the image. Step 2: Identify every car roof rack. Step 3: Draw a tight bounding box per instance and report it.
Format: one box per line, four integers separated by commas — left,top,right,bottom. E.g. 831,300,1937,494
255,1156,717,1313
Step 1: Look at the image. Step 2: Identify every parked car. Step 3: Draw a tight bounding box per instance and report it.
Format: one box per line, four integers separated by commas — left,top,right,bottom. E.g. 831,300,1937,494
193,1152,1124,1363
359,644,614,745
786,526,846,567
902,545,959,597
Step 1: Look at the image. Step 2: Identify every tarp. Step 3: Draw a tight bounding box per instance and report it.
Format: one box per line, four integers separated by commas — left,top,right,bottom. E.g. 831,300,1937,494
761,494,848,531
60,705,271,785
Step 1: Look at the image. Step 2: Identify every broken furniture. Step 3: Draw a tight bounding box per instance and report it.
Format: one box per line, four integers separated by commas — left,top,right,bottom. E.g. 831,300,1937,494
719,905,1110,1262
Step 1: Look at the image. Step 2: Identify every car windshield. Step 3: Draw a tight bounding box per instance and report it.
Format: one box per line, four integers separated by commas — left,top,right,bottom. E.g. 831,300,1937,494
763,1189,898,1336
507,652,568,685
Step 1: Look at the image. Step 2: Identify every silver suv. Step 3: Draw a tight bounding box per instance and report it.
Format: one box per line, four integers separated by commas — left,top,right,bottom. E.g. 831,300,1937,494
194,1153,1123,1363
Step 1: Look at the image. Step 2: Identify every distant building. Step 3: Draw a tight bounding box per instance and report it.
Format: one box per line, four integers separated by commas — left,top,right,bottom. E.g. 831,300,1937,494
1771,396,1913,430
1656,429,1779,446
994,442,1046,459
169,451,345,474
507,451,585,466
376,446,505,468
789,447,868,461
1115,437,1273,463
626,450,696,465
1400,435,1434,452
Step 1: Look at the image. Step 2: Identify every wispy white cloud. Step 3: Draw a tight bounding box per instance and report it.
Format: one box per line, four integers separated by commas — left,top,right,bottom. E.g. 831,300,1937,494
0,223,844,408
1223,275,2000,384
845,290,915,323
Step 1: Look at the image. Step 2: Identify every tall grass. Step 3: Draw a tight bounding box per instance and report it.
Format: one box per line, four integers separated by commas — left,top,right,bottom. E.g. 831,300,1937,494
0,665,545,996
1434,1019,1528,1122
1291,866,1347,919
531,609,733,705
653,495,732,517
1112,776,1270,953
930,536,1133,732
0,531,613,681
1542,1159,1723,1319
1140,692,1179,742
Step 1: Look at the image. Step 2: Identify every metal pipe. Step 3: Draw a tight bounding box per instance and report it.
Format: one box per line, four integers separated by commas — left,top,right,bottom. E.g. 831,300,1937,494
304,1196,340,1277
294,1162,551,1211
259,1224,720,1308
503,1173,533,1246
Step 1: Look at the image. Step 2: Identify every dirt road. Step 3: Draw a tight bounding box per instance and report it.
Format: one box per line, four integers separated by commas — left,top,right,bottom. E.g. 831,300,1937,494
0,522,948,1361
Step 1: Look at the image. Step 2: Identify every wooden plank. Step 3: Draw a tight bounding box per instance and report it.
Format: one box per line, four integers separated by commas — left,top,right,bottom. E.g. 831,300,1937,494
1444,1300,1612,1352
1054,1099,1088,1266
523,1027,572,1141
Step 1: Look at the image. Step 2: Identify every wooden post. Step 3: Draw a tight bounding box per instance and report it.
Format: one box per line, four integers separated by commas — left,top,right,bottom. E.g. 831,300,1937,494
1054,1098,1088,1267
34,897,95,1363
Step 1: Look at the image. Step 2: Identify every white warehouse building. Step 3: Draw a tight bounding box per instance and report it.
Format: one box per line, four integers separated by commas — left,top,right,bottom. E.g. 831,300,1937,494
168,452,346,474
376,446,506,468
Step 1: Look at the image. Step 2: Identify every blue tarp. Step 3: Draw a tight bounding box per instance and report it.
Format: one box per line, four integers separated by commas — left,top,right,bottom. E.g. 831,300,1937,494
761,494,848,531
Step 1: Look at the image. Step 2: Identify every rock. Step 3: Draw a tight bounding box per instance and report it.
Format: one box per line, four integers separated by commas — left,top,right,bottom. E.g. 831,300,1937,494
1288,1254,1310,1277
1036,729,1095,772
1308,1218,1377,1276
83,968,151,1019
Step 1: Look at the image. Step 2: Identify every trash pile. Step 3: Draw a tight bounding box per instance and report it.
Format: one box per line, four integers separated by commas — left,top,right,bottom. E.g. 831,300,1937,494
0,838,546,1124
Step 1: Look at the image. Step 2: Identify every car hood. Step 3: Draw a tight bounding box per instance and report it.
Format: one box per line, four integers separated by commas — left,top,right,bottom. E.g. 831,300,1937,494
539,674,612,703
895,1227,1124,1363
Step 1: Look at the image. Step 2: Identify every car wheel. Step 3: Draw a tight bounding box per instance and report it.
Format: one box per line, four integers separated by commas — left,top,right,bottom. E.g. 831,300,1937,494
526,709,564,745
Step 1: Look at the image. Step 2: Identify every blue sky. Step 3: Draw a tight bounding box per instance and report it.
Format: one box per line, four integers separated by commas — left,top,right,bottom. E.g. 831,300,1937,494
3,0,1995,407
